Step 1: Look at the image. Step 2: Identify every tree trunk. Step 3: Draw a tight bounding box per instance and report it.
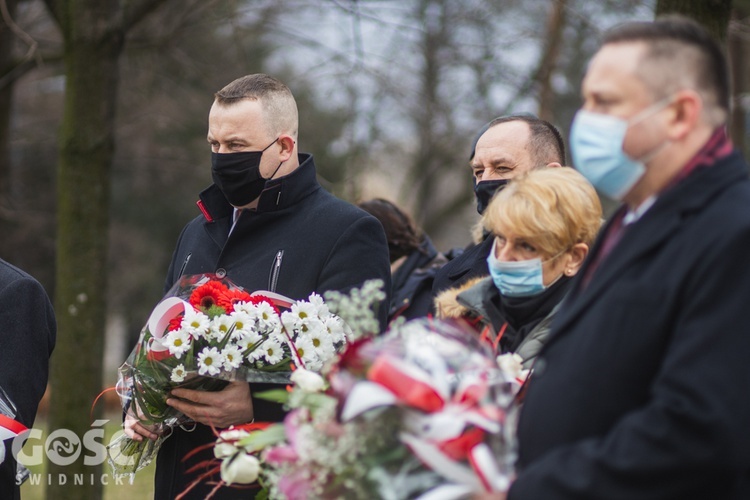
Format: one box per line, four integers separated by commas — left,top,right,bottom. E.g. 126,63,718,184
0,0,19,220
655,0,733,41
46,3,124,497
537,0,568,122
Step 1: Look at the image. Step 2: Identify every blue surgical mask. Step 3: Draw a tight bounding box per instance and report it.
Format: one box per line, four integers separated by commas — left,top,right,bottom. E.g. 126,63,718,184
487,239,558,297
570,98,672,200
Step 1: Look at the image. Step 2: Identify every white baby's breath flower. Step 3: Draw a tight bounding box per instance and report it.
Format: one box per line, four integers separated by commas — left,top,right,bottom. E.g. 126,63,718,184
290,368,325,392
163,329,191,359
170,364,187,383
222,344,243,371
197,346,224,376
181,308,210,338
221,453,260,485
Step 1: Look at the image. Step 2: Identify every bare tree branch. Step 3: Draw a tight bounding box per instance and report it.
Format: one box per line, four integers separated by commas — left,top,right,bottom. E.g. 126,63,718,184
0,0,42,79
123,0,170,32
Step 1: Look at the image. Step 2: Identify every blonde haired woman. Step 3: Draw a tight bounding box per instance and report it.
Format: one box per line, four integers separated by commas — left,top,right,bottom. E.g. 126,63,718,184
435,167,602,368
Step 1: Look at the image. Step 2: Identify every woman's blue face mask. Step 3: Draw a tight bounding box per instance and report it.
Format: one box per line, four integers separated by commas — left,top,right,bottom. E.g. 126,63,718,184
486,239,565,297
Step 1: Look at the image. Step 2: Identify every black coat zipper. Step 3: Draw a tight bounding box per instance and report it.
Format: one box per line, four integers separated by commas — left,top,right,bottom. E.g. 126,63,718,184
269,250,284,292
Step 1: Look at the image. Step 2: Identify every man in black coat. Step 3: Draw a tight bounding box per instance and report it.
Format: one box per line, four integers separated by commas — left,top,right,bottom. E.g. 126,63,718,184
0,259,56,500
125,74,390,499
431,115,565,295
503,17,750,499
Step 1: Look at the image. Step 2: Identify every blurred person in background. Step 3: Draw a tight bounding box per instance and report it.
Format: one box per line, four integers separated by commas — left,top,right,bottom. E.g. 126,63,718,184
359,198,447,322
431,115,565,296
434,168,601,368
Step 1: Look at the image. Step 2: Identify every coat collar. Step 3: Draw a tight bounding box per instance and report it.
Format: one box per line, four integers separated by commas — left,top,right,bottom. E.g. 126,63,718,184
196,153,320,221
196,153,321,249
550,150,748,342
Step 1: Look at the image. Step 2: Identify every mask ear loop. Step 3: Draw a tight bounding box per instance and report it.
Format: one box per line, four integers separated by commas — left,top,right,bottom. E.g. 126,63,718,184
265,137,295,181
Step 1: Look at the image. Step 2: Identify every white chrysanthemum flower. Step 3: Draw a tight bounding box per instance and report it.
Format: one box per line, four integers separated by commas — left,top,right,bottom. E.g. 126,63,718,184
236,331,262,353
289,301,318,326
306,292,330,317
222,344,243,371
323,315,346,344
229,311,252,339
163,329,192,359
210,315,235,341
197,346,224,376
260,338,284,365
181,308,210,338
170,363,187,383
306,325,334,355
293,335,319,368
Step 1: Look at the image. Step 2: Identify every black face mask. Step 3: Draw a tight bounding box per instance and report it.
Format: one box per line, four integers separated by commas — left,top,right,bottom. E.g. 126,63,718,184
474,179,509,215
211,138,279,207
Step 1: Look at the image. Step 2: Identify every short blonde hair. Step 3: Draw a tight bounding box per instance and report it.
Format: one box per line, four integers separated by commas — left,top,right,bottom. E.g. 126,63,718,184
483,167,603,259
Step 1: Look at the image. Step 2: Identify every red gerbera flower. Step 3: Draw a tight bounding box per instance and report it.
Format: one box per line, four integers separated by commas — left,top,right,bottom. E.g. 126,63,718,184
189,281,229,311
246,294,281,315
217,289,253,313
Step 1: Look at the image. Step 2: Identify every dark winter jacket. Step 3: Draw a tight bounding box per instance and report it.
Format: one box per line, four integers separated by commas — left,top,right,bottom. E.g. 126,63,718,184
512,150,750,499
0,259,55,500
435,276,569,369
389,236,446,322
155,153,391,499
431,233,494,295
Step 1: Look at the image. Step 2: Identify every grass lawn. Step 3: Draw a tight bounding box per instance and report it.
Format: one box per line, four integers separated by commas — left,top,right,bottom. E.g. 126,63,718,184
19,415,155,500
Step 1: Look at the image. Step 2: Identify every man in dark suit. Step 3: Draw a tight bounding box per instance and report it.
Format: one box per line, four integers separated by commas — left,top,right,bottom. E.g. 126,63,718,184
431,115,565,295
502,17,750,499
0,259,56,500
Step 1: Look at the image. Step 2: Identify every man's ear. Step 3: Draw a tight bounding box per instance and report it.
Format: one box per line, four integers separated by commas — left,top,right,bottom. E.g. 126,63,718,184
666,89,702,141
278,135,296,161
545,162,562,169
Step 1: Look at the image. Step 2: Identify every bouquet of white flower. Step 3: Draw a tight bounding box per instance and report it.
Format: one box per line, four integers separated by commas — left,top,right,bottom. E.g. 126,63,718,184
107,273,351,480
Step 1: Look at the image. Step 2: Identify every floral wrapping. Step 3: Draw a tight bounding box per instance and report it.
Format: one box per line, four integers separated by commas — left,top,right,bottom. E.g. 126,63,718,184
107,273,350,479
208,318,526,499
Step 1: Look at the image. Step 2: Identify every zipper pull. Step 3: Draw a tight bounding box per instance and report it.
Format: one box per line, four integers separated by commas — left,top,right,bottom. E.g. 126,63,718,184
269,250,284,292
177,253,192,278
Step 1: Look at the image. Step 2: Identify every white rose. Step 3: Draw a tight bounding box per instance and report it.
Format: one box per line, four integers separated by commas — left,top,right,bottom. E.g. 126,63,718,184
290,368,325,392
214,441,239,459
220,453,260,485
